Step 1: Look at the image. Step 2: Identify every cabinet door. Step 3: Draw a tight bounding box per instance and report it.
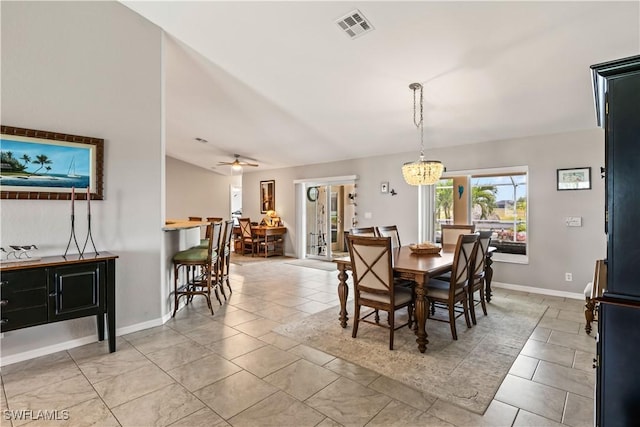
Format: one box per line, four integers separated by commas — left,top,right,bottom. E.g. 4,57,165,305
48,262,106,322
607,72,640,296
597,302,640,426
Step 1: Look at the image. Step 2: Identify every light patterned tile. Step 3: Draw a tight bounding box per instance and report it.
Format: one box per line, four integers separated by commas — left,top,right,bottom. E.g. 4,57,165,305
426,399,518,427
167,354,242,391
532,361,595,398
145,341,213,371
183,323,240,345
520,339,575,368
258,332,299,350
530,327,552,342
306,377,391,426
368,375,436,412
125,327,191,354
21,397,120,427
538,317,581,335
513,410,564,426
287,344,335,366
547,331,596,354
2,357,82,399
264,359,339,400
232,345,299,378
76,347,152,384
228,391,324,427
112,383,203,427
509,354,540,380
324,358,380,386
495,375,566,422
208,332,268,360
170,407,230,426
193,371,278,419
93,364,174,408
234,318,281,337
369,400,453,427
7,376,98,426
563,392,594,427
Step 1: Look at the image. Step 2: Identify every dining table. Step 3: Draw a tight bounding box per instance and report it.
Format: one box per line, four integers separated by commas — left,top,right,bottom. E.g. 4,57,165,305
334,244,495,353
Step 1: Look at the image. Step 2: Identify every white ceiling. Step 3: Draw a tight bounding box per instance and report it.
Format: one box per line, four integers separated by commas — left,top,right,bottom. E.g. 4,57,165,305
122,1,639,174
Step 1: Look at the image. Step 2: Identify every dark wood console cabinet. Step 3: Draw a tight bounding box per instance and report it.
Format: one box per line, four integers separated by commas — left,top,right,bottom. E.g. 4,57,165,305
591,55,640,427
0,252,117,352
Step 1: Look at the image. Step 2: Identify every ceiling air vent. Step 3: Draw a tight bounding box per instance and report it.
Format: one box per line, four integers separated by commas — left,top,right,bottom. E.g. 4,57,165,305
335,9,374,39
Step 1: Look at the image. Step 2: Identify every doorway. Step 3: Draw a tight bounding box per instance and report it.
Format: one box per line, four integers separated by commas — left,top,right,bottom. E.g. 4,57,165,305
303,180,356,260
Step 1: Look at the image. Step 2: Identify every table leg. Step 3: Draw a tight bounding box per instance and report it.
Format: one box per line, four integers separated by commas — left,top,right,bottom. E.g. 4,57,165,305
485,252,494,302
414,277,429,353
338,266,349,328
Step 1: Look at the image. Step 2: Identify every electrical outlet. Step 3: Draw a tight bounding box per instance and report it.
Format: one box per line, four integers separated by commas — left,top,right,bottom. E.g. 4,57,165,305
565,273,573,282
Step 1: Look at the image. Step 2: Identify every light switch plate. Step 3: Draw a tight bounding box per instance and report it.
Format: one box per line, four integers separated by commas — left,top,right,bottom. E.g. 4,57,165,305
565,216,582,227
364,212,372,219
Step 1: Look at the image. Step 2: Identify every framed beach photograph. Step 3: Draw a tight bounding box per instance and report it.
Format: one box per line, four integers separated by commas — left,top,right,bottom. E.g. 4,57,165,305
260,180,275,213
557,167,591,191
1,125,104,200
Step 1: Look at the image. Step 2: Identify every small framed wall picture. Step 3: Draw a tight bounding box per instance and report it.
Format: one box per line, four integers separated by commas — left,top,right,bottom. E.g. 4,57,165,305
380,182,389,193
557,167,591,190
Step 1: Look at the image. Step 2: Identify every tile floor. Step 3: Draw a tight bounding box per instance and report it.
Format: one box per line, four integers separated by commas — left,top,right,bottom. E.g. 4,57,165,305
0,260,596,426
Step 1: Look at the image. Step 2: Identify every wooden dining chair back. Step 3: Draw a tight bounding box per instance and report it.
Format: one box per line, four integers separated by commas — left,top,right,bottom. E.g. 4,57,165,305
188,216,203,221
441,224,476,246
426,233,479,340
376,225,401,248
238,217,259,256
171,221,222,317
350,227,376,237
585,259,607,334
468,230,492,324
217,220,235,298
347,235,414,350
207,217,223,223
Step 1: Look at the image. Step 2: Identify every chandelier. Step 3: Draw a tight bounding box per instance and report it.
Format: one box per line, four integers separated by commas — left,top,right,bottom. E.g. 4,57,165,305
402,83,444,186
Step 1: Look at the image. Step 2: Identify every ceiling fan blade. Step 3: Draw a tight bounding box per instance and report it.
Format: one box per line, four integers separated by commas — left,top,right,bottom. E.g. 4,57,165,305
241,162,259,167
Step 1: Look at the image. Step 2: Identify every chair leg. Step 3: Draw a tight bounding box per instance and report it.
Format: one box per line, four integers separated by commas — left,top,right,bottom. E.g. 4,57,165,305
448,303,458,340
479,286,488,316
374,310,380,324
172,264,180,318
585,297,595,334
407,304,413,329
389,310,395,350
352,303,361,338
469,289,478,325
462,296,472,329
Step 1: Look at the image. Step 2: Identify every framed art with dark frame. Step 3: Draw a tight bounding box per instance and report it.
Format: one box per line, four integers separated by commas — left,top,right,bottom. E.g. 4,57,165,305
0,125,104,200
260,180,275,213
557,167,591,191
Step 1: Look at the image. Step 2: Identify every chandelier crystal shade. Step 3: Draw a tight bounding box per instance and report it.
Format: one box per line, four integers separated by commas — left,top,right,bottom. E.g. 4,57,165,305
402,83,444,186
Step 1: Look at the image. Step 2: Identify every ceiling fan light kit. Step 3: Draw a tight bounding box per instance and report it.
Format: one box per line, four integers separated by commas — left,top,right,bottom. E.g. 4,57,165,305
401,83,444,186
218,154,259,171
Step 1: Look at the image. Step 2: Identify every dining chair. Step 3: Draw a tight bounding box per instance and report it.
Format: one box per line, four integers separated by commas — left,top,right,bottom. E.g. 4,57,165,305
188,216,203,221
350,227,376,236
468,230,492,324
585,259,607,334
441,224,476,246
217,219,235,298
207,217,223,223
172,221,222,317
376,225,401,248
238,217,261,256
426,233,479,340
347,235,414,350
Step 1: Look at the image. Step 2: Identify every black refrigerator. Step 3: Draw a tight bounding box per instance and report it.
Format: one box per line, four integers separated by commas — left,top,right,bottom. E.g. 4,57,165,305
591,55,640,427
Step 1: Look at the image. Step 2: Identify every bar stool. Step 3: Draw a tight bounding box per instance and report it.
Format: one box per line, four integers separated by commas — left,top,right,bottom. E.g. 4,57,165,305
218,220,234,298
172,222,221,317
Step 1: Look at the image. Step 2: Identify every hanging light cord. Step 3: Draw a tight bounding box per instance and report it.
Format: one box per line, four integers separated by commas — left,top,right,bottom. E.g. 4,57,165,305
411,83,424,158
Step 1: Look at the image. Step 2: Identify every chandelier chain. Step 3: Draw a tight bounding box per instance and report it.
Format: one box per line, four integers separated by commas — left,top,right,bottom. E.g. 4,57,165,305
412,84,424,157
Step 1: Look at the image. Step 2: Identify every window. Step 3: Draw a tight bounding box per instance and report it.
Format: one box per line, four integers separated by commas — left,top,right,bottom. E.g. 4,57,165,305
434,167,528,263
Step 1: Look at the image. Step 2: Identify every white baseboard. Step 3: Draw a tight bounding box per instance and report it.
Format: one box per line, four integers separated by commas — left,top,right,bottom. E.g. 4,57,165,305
0,316,166,367
492,281,584,300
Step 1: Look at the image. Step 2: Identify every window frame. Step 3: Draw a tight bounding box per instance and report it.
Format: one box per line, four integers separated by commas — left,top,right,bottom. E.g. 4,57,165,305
435,166,529,264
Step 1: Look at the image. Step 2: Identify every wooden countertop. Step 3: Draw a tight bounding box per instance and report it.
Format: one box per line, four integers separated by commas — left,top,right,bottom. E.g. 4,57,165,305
163,219,209,231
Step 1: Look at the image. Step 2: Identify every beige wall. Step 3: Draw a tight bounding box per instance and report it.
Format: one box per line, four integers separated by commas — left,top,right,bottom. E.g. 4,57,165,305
1,1,163,362
243,128,606,294
165,156,240,221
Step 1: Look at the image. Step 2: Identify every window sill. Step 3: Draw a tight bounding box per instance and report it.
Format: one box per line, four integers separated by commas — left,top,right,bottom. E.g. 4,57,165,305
493,252,528,264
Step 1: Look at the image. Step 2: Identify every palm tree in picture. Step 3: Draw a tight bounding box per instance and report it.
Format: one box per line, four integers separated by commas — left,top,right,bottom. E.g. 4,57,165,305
32,154,52,175
435,179,453,221
21,154,32,172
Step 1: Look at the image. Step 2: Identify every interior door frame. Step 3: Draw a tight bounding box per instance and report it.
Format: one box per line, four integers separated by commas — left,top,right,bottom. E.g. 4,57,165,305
293,175,357,260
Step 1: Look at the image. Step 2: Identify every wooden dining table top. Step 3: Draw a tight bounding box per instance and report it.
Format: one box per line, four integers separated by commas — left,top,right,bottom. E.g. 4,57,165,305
334,244,456,278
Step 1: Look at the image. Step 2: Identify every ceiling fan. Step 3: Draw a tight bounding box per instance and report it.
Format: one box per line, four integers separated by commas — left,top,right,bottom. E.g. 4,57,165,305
217,154,259,169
